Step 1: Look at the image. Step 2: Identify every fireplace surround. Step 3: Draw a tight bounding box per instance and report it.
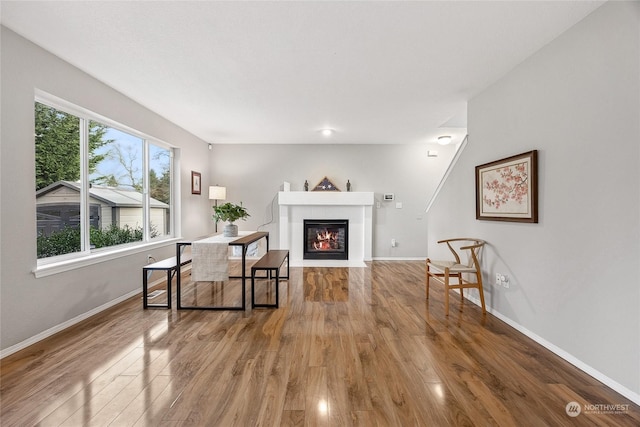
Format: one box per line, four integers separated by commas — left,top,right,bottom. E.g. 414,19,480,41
303,219,349,260
278,191,374,266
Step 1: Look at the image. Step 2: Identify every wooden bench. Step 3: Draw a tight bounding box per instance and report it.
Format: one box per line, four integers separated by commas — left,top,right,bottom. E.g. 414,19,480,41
251,250,289,309
143,254,192,309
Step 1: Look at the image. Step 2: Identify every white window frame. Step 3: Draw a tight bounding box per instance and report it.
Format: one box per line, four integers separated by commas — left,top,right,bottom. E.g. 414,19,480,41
34,91,180,277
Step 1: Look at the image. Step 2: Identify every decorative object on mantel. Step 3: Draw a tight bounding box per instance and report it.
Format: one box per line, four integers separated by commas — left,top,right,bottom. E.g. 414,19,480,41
212,202,250,237
304,180,309,191
346,180,351,191
313,176,340,191
475,150,538,223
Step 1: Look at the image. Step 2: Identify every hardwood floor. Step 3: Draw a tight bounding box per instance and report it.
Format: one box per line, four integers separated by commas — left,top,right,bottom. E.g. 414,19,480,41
1,261,638,426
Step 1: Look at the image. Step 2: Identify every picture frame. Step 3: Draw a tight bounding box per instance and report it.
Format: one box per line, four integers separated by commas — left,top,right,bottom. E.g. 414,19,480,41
191,171,201,195
475,150,538,223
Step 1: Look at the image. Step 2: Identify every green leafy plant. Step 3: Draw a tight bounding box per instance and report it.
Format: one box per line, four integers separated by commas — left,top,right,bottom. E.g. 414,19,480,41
89,224,143,248
37,224,147,258
212,202,250,224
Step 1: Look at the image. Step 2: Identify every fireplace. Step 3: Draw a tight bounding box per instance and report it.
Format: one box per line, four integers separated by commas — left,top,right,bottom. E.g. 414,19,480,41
303,219,349,260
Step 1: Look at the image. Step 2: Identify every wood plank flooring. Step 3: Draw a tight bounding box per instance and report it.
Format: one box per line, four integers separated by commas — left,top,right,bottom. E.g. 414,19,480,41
1,261,639,426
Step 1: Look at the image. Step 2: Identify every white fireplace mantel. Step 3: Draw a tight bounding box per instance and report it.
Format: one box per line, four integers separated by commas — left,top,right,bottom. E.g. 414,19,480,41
278,191,374,206
278,191,374,267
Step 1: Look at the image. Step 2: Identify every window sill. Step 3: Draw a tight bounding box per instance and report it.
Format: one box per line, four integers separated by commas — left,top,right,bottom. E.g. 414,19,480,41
33,238,181,278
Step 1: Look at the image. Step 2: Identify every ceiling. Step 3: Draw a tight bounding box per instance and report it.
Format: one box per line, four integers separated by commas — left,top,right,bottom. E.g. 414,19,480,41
1,1,605,146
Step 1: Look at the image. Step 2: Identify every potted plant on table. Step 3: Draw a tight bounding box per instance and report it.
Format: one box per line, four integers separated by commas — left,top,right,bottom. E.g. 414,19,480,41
212,202,250,237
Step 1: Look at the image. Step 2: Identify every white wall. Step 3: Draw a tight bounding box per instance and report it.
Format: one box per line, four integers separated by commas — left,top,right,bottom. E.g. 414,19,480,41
427,1,639,400
0,27,212,353
210,143,457,258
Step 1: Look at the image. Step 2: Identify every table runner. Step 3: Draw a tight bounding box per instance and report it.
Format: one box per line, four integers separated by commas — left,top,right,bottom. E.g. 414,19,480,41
190,231,255,282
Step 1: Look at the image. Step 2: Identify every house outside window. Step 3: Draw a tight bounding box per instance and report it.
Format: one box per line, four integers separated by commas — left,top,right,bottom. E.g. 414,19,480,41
35,95,174,261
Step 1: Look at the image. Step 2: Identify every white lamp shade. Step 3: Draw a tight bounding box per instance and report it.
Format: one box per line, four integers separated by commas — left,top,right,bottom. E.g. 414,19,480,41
209,186,226,200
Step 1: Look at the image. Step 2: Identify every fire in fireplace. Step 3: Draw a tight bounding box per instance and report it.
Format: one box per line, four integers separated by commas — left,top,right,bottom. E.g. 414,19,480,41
303,219,349,260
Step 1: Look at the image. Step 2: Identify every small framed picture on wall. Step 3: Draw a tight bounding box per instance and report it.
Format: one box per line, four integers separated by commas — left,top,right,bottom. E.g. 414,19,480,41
191,171,201,195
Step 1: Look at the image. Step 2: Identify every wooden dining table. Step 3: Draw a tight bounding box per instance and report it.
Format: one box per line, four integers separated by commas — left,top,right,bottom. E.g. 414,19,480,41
175,231,269,310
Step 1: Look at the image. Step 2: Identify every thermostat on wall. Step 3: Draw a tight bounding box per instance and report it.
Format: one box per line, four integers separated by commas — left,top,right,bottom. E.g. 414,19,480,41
383,193,395,201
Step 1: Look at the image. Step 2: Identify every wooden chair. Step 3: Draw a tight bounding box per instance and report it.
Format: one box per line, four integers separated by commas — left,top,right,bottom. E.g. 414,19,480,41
426,238,486,316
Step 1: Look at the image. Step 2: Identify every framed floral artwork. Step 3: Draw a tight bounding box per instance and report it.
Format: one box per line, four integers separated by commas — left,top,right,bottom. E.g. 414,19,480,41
475,150,538,223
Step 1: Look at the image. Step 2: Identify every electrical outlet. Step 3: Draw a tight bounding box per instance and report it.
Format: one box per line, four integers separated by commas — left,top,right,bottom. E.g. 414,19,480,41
502,275,510,288
495,273,511,288
391,238,397,247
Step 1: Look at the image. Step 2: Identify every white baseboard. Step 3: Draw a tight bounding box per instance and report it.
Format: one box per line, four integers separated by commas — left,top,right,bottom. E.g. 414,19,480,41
1,270,187,359
1,285,152,359
460,292,640,405
372,257,426,261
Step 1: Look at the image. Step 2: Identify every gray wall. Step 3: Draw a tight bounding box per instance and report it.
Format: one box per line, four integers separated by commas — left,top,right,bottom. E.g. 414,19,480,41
0,27,212,352
427,1,639,400
210,143,457,257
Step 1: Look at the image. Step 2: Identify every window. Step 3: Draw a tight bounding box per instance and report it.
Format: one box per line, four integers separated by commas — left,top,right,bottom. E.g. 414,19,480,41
148,143,172,238
88,122,145,249
35,95,175,262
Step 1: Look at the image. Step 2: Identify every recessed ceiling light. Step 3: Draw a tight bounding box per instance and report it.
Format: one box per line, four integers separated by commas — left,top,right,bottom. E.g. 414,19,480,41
437,136,452,145
321,128,334,137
